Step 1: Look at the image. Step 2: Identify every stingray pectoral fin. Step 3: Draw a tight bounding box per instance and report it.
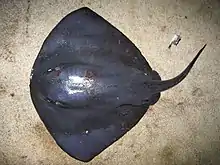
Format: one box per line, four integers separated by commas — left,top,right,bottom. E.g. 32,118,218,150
53,126,122,162
147,44,207,94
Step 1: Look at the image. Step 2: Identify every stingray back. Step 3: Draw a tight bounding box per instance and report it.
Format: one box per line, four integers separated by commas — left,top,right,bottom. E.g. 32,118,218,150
30,7,155,162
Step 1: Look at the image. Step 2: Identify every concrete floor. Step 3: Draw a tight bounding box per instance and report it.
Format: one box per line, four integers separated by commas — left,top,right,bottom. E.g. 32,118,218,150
0,0,220,164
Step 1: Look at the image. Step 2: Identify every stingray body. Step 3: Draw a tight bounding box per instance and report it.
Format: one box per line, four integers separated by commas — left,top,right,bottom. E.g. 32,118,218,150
29,7,206,162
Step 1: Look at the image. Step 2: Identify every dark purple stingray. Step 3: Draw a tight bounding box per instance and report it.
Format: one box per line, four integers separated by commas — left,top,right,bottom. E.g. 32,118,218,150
29,7,206,162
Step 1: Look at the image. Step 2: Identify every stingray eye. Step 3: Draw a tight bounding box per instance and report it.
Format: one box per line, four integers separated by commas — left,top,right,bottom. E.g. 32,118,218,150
84,70,96,79
46,97,72,109
55,100,72,108
45,66,62,78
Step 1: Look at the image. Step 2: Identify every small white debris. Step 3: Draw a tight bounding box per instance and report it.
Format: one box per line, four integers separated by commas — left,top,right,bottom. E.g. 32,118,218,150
85,130,89,134
48,68,52,72
55,101,61,105
116,97,119,100
168,34,181,49
30,68,34,80
55,67,60,71
46,99,51,103
30,73,33,80
144,73,148,76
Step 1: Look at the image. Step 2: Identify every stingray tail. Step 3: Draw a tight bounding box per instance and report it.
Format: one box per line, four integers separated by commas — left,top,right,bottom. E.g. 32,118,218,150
147,44,207,94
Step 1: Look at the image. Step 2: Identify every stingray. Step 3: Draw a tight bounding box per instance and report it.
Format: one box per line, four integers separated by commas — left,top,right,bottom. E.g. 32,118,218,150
29,7,206,162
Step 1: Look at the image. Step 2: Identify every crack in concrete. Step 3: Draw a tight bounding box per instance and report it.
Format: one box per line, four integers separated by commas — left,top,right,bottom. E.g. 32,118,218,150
25,0,31,36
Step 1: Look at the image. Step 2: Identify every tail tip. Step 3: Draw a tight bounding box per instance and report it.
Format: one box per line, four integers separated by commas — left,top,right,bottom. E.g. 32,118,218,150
197,44,207,55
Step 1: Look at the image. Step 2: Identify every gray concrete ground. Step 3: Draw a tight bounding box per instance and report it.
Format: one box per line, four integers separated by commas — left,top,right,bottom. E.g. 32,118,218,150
0,0,220,165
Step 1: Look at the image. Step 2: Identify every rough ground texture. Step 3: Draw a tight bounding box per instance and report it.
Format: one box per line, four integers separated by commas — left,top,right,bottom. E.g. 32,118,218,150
0,0,219,165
